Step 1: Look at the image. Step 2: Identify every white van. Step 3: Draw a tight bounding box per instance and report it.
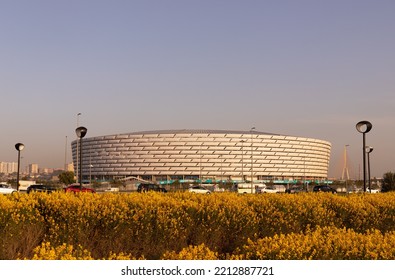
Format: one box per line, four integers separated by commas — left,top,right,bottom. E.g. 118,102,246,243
236,183,266,194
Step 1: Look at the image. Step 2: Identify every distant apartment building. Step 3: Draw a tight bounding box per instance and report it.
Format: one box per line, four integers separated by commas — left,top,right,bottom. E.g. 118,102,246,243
39,167,55,174
66,162,74,172
29,163,39,175
0,162,18,174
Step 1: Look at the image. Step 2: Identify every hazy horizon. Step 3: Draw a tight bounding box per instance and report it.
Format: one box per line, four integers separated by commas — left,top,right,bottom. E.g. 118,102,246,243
1,0,394,178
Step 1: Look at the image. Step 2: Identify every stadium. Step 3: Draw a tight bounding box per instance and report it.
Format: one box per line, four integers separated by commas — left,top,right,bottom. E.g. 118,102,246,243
71,129,331,184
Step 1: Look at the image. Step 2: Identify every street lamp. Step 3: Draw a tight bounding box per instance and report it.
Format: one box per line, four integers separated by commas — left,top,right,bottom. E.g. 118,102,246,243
356,121,372,192
75,126,87,187
76,113,82,183
15,143,25,191
366,146,373,193
250,127,256,193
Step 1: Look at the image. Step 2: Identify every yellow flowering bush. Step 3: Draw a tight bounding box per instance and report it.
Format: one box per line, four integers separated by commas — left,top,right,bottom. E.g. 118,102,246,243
234,226,395,260
161,243,219,260
31,242,93,260
1,191,395,259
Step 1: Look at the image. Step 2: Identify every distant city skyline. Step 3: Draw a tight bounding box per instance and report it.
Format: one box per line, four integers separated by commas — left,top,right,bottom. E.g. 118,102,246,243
1,1,394,178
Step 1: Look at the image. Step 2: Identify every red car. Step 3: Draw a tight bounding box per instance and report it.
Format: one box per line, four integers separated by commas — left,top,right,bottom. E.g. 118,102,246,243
64,184,96,193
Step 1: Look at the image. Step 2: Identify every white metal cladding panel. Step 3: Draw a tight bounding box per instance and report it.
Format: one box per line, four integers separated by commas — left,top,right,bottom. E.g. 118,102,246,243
222,166,238,171
116,159,131,163
224,159,241,164
152,154,169,158
143,146,160,151
180,150,199,155
177,137,198,141
94,159,107,164
163,150,180,155
103,135,117,140
213,150,232,155
163,162,181,167
193,137,214,142
139,154,154,159
173,158,193,163
158,146,176,150
105,139,121,144
122,142,140,147
221,146,240,151
129,147,144,152
212,137,231,142
115,147,130,152
147,151,165,156
154,167,174,171
169,142,187,146
221,154,237,159
174,146,192,151
153,142,171,146
270,160,285,164
203,167,219,171
253,167,267,172
274,140,290,144
121,163,137,168
185,167,201,171
156,160,176,166
200,154,218,159
167,154,186,159
142,159,161,163
266,144,282,149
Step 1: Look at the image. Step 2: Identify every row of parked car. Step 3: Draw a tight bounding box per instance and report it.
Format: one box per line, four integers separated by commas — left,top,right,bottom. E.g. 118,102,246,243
1,182,339,195
136,184,338,194
285,185,337,194
0,183,96,194
136,183,212,194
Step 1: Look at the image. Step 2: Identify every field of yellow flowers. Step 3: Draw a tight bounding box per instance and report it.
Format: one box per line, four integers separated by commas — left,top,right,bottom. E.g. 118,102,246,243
0,192,394,260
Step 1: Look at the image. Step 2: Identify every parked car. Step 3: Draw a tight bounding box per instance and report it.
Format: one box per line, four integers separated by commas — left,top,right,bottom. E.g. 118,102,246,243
285,185,307,194
27,184,58,194
258,185,280,194
137,183,167,193
236,183,266,194
105,187,120,193
188,185,211,194
367,188,380,193
0,184,17,194
313,185,337,194
64,184,96,193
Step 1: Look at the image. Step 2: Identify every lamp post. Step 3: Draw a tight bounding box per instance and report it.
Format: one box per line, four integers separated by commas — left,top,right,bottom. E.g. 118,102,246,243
356,121,372,192
15,143,25,191
75,126,87,188
76,113,81,183
250,127,256,193
366,146,373,193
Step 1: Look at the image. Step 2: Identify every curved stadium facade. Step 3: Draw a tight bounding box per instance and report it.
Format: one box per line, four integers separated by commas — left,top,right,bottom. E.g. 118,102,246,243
71,129,331,184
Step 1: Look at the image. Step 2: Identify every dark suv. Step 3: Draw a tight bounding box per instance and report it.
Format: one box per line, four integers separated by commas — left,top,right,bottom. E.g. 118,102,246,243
27,184,58,194
285,185,307,194
137,183,167,193
313,185,337,194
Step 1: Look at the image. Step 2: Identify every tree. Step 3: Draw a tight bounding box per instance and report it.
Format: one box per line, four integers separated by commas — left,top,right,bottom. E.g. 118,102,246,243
58,171,75,186
381,172,395,192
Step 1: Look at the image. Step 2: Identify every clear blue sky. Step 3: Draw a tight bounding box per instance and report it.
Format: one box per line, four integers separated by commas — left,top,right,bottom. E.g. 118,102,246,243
1,0,394,178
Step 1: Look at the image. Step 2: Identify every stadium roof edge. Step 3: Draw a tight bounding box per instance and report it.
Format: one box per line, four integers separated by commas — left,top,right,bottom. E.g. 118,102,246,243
118,129,281,136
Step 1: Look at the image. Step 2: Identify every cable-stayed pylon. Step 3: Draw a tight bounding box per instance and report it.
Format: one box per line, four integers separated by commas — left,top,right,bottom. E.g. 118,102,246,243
341,144,350,180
